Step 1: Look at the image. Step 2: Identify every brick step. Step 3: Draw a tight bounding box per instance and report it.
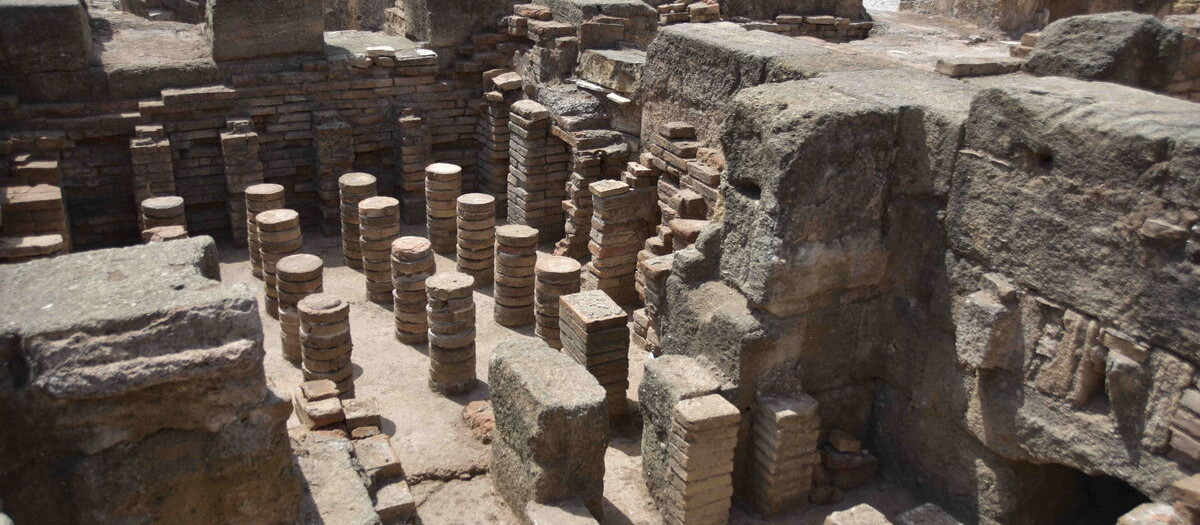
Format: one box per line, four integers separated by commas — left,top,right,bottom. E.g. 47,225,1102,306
2,160,62,186
0,234,66,263
1,184,64,212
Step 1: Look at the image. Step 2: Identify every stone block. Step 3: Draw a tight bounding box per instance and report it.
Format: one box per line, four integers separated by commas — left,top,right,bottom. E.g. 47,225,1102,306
825,504,893,525
577,49,646,94
490,337,608,520
896,503,962,525
525,499,600,524
207,0,325,61
401,0,523,46
0,237,299,524
0,0,93,74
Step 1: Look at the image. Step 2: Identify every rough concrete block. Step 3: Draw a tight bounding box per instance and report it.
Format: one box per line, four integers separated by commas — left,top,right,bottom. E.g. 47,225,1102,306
825,503,893,524
207,0,325,61
577,49,645,94
490,337,608,520
0,0,93,74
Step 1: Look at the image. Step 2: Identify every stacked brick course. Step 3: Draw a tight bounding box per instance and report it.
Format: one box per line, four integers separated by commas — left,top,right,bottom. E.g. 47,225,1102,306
426,272,478,395
340,172,378,269
314,112,354,234
561,290,630,420
396,112,432,224
425,163,463,254
746,15,873,40
299,293,355,397
128,125,176,205
664,394,740,525
749,394,822,516
632,253,672,356
257,208,303,318
508,100,569,241
582,180,645,305
457,193,497,285
494,224,539,327
535,255,582,349
219,118,266,246
277,254,325,363
359,196,402,303
392,236,435,344
245,183,286,279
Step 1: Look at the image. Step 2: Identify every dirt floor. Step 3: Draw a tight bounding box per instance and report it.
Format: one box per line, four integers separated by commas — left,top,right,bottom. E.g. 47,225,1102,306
217,224,920,524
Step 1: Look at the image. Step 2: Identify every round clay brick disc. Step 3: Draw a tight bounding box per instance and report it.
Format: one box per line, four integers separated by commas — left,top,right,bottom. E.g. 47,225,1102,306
276,254,323,280
338,172,377,190
299,293,347,316
425,163,462,180
536,256,582,278
496,225,539,246
456,193,495,213
426,272,475,300
358,196,400,217
141,196,184,215
256,209,300,230
245,183,285,200
392,237,432,259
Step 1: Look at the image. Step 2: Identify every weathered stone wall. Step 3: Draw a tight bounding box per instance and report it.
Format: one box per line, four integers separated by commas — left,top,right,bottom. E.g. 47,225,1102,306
658,30,1200,524
0,237,300,524
898,0,1176,37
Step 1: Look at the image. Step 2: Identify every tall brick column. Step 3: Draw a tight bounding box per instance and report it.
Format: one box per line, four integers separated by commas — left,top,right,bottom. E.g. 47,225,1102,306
219,118,266,246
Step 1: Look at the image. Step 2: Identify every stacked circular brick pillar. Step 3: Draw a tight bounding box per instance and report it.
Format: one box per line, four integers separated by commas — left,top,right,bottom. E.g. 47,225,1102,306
392,236,435,344
426,272,476,395
139,196,187,242
257,209,302,319
456,193,496,286
425,163,462,254
245,183,285,278
276,254,324,363
339,172,377,269
299,293,354,397
535,256,582,349
494,225,538,327
359,196,401,303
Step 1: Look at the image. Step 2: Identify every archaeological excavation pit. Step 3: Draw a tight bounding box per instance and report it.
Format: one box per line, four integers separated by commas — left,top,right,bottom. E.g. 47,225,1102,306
1,0,1199,523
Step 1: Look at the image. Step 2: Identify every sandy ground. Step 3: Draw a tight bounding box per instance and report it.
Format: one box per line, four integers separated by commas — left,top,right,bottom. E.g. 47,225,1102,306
216,225,920,524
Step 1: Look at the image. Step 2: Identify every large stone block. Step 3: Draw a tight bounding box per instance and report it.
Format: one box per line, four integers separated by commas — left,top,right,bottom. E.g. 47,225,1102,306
577,49,644,94
400,0,521,46
0,0,93,74
206,0,325,61
0,237,299,524
1024,12,1184,92
489,337,608,521
946,77,1200,359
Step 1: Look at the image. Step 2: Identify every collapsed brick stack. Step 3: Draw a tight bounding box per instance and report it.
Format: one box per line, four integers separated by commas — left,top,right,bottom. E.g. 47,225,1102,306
245,183,285,279
688,2,721,22
535,256,582,349
632,253,673,356
359,196,401,303
623,161,662,249
457,193,497,285
128,125,176,206
276,254,324,364
749,394,821,516
657,2,690,24
392,236,435,344
396,112,431,224
508,100,568,241
745,15,873,41
257,209,302,319
561,290,630,420
139,196,186,238
665,394,741,525
299,293,355,397
645,122,700,225
425,163,462,254
218,118,266,246
582,180,644,305
314,112,354,235
494,224,539,327
558,150,603,259
426,272,477,395
339,172,378,269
